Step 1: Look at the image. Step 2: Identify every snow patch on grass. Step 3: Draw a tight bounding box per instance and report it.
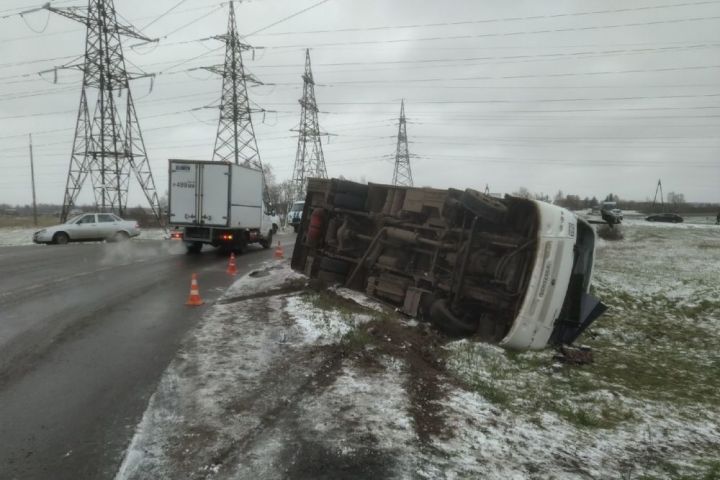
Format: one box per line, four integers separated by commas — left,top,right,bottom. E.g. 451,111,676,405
285,294,373,345
332,286,387,312
297,361,418,469
116,294,295,479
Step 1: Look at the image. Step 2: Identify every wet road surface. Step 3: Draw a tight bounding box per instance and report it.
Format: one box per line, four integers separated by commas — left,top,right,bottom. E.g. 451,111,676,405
0,235,294,480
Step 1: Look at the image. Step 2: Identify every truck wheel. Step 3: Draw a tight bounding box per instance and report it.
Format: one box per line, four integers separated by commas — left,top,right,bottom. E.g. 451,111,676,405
260,230,273,249
461,189,507,224
334,193,365,211
429,299,477,337
53,232,69,245
186,242,203,254
319,256,350,274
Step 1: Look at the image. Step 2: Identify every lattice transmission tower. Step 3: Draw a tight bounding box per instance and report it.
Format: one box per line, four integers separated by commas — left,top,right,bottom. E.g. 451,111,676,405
45,1,163,224
291,49,328,201
203,1,270,205
651,179,665,212
392,99,414,187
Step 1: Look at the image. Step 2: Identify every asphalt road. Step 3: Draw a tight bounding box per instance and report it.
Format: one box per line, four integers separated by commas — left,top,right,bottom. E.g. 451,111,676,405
0,234,294,480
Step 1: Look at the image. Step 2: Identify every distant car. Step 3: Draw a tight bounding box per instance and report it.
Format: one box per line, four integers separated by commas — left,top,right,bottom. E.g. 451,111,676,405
33,213,141,245
646,213,684,223
600,201,623,224
288,200,305,233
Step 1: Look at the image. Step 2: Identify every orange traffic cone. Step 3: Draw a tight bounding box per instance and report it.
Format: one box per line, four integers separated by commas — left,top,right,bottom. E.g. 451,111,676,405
186,273,204,306
274,241,284,260
226,252,238,276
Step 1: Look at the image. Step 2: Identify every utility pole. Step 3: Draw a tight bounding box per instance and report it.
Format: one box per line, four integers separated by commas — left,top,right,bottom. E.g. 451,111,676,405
205,1,270,205
29,134,38,226
45,1,164,226
392,99,413,187
291,49,328,201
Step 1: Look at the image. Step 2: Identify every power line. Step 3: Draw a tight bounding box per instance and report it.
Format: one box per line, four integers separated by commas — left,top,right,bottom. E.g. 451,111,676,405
253,43,720,70
0,2,226,43
140,0,189,31
410,140,720,149
4,40,717,86
242,0,332,37
413,154,720,168
263,15,720,49
155,3,223,40
254,0,720,36
256,92,720,105
316,64,720,85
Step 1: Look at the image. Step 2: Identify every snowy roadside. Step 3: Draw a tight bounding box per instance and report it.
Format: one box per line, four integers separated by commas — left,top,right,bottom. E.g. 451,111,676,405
116,222,720,479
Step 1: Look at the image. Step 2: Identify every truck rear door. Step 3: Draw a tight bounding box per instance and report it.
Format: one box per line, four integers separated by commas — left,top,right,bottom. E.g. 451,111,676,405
229,164,263,228
199,163,230,227
169,161,198,225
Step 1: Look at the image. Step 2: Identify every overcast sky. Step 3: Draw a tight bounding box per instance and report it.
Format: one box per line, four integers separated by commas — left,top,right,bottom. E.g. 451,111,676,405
1,0,719,207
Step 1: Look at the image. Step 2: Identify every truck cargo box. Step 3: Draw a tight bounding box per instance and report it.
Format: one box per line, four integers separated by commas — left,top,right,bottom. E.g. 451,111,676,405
168,159,263,229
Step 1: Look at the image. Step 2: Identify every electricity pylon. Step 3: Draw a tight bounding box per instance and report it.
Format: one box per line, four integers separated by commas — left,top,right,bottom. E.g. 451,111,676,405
392,99,413,187
291,49,328,201
45,1,163,225
204,1,270,205
651,179,665,212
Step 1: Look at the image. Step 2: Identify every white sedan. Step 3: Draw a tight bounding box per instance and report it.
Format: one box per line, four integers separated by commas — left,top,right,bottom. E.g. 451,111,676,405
33,213,141,245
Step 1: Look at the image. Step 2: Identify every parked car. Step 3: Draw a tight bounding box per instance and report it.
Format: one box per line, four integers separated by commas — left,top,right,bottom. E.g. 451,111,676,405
600,201,623,224
646,213,684,223
288,200,305,233
33,213,141,244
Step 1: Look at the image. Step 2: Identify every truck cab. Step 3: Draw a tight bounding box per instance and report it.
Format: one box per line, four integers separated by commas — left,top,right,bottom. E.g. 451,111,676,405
288,201,305,233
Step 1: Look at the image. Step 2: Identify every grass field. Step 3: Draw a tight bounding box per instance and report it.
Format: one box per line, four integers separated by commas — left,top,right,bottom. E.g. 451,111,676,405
0,215,59,228
116,219,720,479
444,220,720,478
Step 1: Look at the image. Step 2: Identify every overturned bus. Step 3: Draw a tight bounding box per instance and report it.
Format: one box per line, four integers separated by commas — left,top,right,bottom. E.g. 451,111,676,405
291,179,606,350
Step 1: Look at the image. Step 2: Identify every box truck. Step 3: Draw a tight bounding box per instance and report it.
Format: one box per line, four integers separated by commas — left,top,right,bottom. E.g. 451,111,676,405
168,159,275,254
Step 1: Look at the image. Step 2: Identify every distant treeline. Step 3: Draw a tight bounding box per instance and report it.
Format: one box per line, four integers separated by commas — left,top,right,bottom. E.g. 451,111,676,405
3,194,719,222
512,190,719,214
552,195,719,214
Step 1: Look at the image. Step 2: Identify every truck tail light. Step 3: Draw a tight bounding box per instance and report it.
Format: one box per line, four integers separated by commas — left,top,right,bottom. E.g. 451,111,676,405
170,231,183,240
221,234,233,241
